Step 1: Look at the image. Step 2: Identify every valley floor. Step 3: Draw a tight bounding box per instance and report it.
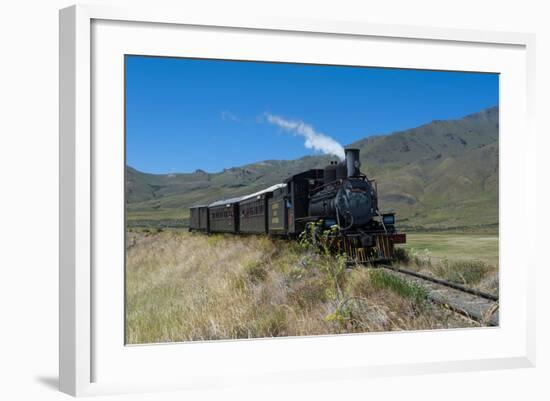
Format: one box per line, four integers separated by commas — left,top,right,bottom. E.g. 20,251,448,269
402,232,498,267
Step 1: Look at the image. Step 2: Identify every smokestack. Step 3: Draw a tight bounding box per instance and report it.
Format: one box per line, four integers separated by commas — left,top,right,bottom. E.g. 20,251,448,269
345,148,361,177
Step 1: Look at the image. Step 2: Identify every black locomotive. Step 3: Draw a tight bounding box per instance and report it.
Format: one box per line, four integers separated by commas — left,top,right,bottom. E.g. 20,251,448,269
189,148,406,262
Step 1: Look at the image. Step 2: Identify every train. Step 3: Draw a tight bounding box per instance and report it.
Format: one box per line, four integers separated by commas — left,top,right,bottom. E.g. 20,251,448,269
189,148,406,262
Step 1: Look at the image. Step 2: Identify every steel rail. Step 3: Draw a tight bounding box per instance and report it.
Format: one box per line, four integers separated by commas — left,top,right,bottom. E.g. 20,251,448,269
379,264,499,302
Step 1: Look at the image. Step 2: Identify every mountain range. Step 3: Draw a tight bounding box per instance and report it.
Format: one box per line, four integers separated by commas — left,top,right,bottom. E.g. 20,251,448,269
126,106,499,230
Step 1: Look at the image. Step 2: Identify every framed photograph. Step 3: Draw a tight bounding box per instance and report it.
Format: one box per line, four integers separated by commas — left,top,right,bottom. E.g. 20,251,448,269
59,4,536,396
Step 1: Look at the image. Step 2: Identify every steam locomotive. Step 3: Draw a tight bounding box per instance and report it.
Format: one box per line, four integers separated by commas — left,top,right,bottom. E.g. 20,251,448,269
189,148,406,262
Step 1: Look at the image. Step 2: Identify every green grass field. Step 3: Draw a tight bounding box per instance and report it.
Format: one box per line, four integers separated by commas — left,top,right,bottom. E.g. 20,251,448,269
126,208,189,221
402,232,498,267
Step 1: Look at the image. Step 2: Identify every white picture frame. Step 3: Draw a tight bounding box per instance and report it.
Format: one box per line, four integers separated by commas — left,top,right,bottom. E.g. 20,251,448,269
59,4,536,397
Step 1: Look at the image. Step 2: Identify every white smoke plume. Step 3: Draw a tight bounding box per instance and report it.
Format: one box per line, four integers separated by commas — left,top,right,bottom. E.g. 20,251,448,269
264,114,345,160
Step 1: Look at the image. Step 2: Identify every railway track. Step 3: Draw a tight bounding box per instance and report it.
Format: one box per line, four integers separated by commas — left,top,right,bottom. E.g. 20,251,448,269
376,264,499,326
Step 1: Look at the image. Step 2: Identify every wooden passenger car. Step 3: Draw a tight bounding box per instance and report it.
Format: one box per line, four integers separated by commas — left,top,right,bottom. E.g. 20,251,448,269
238,183,286,234
239,194,269,234
189,205,209,232
208,199,240,233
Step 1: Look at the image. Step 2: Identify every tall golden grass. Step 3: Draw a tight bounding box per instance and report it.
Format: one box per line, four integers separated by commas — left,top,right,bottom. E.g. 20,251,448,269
394,247,499,296
126,230,477,344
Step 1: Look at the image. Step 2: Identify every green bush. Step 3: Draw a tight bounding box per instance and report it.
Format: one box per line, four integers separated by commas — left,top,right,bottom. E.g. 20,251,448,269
393,247,410,264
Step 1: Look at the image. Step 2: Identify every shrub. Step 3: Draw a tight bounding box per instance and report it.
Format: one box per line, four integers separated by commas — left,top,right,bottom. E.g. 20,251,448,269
393,247,410,264
324,299,355,329
319,253,348,301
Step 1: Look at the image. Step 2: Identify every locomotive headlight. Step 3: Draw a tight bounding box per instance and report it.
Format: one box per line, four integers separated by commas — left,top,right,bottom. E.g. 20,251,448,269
382,214,395,225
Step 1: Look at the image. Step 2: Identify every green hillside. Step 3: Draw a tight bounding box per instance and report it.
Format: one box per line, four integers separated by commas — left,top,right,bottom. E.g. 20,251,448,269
126,106,499,230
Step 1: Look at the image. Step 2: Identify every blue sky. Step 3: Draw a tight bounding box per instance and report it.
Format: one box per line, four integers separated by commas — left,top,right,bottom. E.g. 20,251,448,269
125,56,498,174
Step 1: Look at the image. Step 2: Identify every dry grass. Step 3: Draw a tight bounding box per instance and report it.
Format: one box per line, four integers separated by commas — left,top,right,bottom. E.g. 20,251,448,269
395,248,499,296
126,230,475,344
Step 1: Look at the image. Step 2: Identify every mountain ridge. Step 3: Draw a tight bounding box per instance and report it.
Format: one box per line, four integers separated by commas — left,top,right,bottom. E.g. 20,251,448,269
126,106,499,230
